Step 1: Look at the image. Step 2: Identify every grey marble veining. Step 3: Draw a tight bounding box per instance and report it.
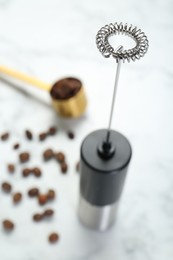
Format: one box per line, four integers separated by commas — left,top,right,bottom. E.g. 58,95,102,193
0,0,173,259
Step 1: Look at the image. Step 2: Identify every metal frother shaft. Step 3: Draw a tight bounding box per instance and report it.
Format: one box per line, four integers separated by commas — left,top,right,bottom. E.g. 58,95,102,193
78,22,148,231
106,48,122,143
98,46,123,158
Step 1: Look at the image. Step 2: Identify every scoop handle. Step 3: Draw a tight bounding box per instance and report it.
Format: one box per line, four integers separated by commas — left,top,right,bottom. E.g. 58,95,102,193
0,65,51,91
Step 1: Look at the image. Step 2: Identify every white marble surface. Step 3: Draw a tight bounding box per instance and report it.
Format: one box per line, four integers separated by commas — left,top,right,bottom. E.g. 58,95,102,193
0,0,173,259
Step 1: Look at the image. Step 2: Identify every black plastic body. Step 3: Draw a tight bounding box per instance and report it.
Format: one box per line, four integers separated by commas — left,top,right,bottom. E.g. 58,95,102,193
80,129,132,206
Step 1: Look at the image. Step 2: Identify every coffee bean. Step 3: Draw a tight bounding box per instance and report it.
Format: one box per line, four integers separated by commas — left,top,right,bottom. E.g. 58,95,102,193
3,220,14,231
47,189,55,201
48,126,57,136
48,232,59,243
32,167,42,177
13,143,20,150
43,149,54,161
19,152,30,163
2,182,12,193
76,162,80,172
54,152,65,163
61,162,68,174
33,213,43,222
1,132,9,141
43,209,54,217
38,194,47,205
25,130,33,140
28,188,39,197
39,132,47,141
13,192,22,204
7,164,15,174
67,131,75,139
22,168,31,177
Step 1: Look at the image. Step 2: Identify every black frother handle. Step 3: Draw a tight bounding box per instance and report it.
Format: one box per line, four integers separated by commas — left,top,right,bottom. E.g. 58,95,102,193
80,130,132,206
80,160,129,206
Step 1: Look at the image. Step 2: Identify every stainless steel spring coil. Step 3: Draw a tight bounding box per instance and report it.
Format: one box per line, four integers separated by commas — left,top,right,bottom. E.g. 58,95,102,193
96,22,149,62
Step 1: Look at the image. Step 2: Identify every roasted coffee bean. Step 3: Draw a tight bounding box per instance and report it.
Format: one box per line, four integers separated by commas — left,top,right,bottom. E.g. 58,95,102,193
38,194,47,205
48,126,57,136
13,192,22,204
39,132,47,141
28,188,39,197
3,220,14,231
33,213,43,222
43,149,54,161
1,132,9,141
2,182,12,193
43,209,54,217
67,131,75,139
54,152,65,163
48,232,59,243
47,189,55,201
19,152,30,163
13,143,20,150
25,130,33,140
22,168,31,177
7,164,15,174
32,167,42,177
76,162,80,172
61,162,68,174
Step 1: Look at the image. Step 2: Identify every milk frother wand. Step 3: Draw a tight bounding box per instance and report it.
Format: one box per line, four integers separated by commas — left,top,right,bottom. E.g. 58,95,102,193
78,22,149,231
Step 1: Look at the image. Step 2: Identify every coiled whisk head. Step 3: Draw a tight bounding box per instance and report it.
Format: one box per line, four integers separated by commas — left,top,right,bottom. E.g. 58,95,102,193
96,22,149,62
